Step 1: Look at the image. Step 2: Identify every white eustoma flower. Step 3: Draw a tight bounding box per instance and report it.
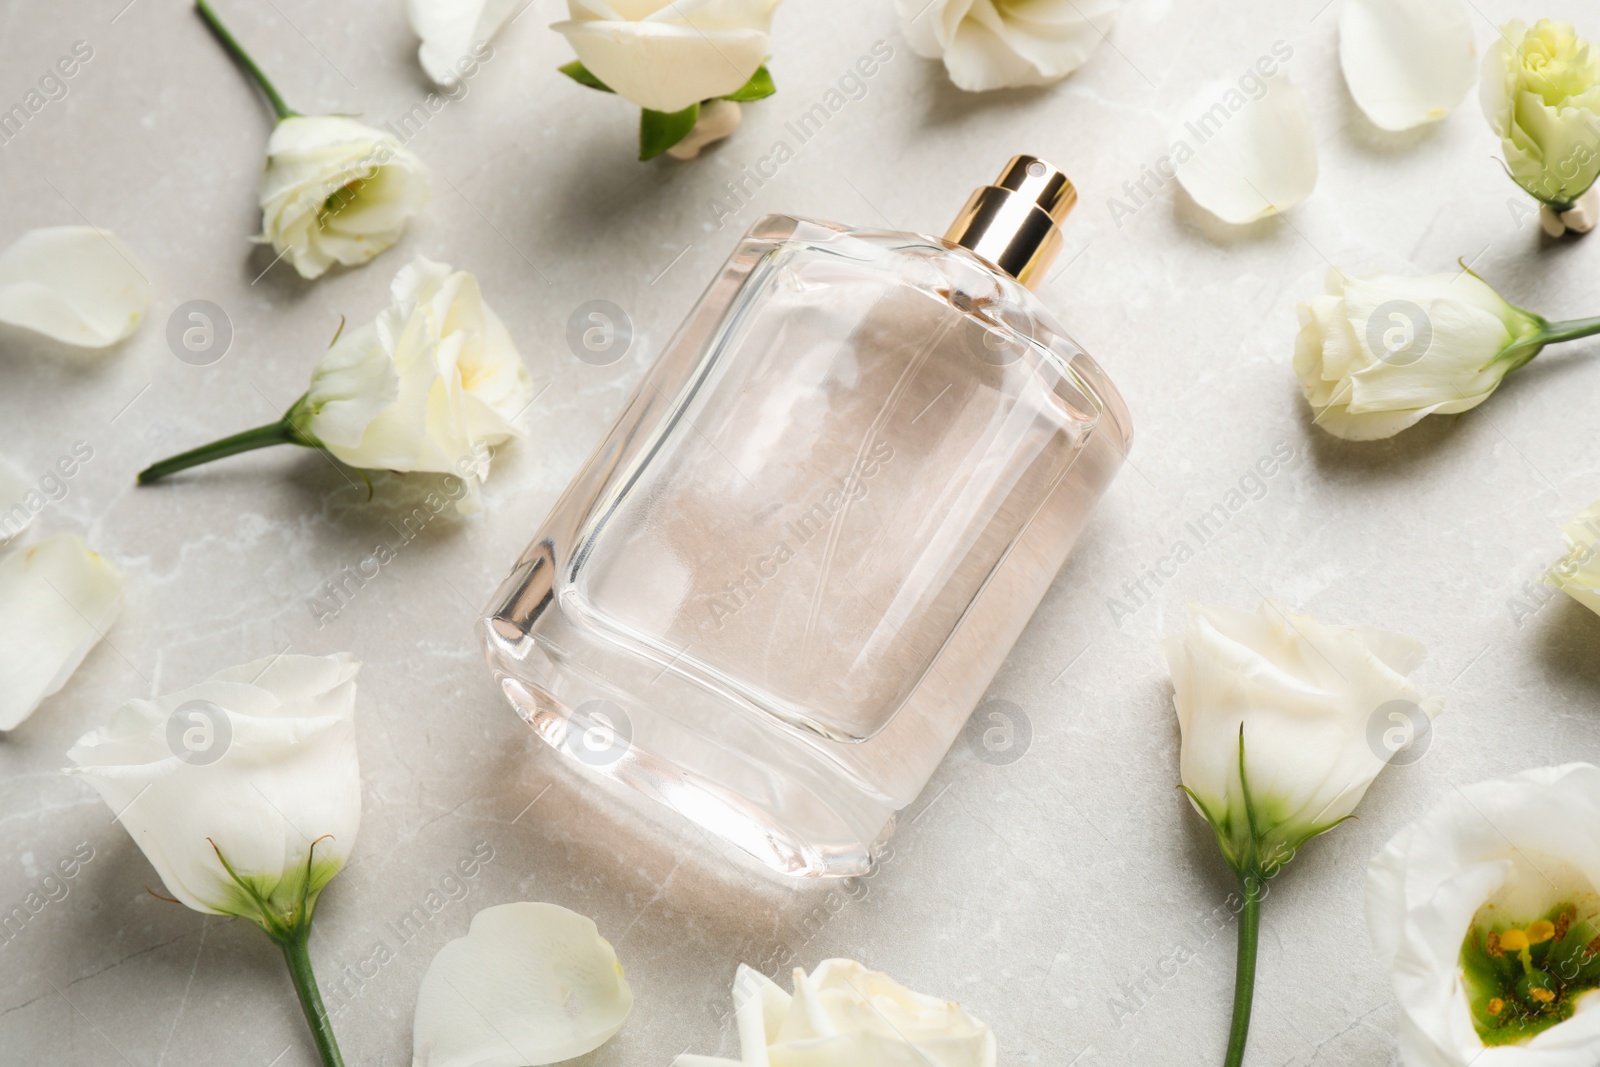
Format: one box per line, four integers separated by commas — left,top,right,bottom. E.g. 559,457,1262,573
896,0,1119,92
65,653,361,925
1165,601,1442,873
552,0,780,114
67,649,361,1066
139,256,533,505
407,0,513,86
1482,20,1600,214
1546,499,1600,618
675,960,996,1067
1292,266,1600,440
0,534,124,730
293,255,531,479
1368,763,1600,1065
413,902,633,1067
1171,74,1318,224
259,116,432,280
1339,0,1476,131
197,0,430,281
0,226,152,348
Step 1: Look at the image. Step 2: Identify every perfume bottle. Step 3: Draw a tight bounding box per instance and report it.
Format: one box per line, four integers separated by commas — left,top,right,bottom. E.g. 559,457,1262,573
482,157,1131,878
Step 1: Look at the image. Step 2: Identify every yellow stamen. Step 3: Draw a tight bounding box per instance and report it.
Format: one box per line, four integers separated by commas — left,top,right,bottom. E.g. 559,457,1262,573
1528,920,1556,945
1487,997,1505,1015
1501,929,1531,952
1531,987,1556,1004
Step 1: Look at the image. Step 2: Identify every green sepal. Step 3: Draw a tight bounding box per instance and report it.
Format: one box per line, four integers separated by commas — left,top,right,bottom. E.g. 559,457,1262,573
722,64,775,101
639,102,700,161
208,835,344,945
1185,726,1354,882
558,60,613,93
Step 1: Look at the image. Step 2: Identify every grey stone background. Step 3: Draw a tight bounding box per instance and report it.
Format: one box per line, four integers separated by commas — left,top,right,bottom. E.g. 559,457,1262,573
1,0,1596,1063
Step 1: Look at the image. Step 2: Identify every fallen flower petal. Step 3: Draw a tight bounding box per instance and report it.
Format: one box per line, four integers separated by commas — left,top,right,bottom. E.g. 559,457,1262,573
1340,0,1477,131
0,226,152,348
1171,75,1318,224
0,534,124,730
413,902,632,1067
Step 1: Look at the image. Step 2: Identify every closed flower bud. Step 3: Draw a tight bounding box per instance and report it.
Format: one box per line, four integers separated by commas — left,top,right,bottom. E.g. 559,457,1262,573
1482,19,1600,213
1294,266,1600,440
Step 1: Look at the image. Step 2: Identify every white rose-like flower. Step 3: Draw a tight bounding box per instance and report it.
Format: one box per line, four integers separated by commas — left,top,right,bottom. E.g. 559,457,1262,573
291,256,531,481
0,226,153,348
64,653,361,927
552,0,780,114
1339,0,1477,131
1546,499,1600,618
139,256,533,506
896,0,1119,92
1367,763,1600,1065
1482,20,1600,213
258,116,431,280
1294,266,1570,440
67,648,363,1065
675,960,996,1067
1165,601,1442,873
413,902,633,1067
196,0,430,281
0,534,124,730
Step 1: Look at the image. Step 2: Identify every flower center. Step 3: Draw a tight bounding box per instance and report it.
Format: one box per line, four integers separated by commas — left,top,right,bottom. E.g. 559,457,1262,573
322,178,367,219
1461,901,1600,1046
1518,22,1600,105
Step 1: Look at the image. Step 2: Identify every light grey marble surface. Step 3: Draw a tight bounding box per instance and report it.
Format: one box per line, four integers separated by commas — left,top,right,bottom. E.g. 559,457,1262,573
3,0,1599,1064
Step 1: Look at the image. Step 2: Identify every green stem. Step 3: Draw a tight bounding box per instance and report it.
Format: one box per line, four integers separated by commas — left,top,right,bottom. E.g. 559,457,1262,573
1537,315,1600,347
279,927,345,1067
195,0,298,120
1223,874,1263,1067
138,419,309,485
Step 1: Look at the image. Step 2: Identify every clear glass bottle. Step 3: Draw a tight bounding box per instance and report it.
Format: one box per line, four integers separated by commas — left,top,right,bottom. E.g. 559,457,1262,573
481,157,1131,878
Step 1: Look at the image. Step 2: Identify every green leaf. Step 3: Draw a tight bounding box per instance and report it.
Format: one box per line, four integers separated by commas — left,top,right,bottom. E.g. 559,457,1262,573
559,60,614,93
722,64,775,102
639,102,700,161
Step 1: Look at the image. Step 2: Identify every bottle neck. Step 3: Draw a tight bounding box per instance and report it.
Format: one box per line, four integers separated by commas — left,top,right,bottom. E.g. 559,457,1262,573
944,156,1077,290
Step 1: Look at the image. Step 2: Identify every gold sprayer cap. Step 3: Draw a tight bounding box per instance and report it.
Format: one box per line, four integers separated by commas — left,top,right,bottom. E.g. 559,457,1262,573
944,155,1078,290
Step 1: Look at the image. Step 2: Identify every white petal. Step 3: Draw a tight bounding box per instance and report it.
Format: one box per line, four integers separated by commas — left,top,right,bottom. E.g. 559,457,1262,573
679,960,995,1066
1171,75,1318,223
413,902,632,1067
1339,0,1477,131
0,226,153,348
408,0,518,85
895,0,1116,92
0,534,124,730
553,21,769,112
0,454,33,544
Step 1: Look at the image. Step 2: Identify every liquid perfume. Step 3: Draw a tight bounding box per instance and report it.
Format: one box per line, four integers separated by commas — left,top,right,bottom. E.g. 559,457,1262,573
481,156,1131,877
